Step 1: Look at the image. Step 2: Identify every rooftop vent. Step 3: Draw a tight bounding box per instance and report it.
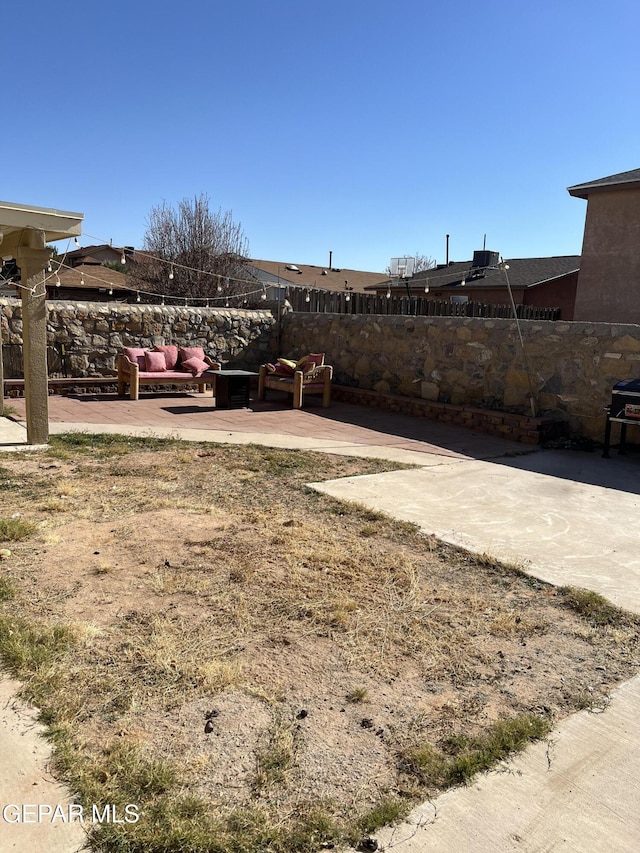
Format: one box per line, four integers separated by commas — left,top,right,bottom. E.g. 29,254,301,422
471,250,499,269
285,264,300,272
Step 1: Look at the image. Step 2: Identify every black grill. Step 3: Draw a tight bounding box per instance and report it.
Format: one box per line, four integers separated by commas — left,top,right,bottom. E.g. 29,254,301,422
609,379,640,420
603,379,640,457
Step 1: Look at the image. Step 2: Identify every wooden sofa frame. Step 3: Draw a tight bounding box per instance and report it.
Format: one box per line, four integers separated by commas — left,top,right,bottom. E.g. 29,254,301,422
257,363,333,409
117,353,220,401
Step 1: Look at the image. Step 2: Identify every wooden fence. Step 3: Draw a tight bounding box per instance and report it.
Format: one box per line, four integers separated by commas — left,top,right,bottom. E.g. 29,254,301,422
286,289,560,321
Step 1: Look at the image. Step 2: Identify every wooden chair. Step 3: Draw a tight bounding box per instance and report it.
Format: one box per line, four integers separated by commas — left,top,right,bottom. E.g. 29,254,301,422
258,360,333,409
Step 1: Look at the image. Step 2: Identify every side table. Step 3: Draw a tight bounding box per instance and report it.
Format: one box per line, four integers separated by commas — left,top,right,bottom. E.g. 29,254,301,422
203,370,257,409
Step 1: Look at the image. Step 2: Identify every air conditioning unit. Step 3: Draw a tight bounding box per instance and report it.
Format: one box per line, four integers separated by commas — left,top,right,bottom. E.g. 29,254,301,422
471,250,499,269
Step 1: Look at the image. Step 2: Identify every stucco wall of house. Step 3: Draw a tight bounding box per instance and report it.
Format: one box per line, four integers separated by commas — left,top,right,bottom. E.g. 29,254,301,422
573,188,640,323
524,272,578,320
281,312,640,439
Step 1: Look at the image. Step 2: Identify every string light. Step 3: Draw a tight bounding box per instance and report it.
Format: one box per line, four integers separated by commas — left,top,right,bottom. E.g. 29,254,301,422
55,273,61,288
108,285,113,295
168,264,174,280
80,272,85,286
305,290,310,303
136,292,141,302
120,250,127,265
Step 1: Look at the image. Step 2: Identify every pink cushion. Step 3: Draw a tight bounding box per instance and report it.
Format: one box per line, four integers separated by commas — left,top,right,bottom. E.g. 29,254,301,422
123,347,147,368
305,353,325,371
179,346,205,365
145,351,167,372
181,356,209,375
153,345,179,369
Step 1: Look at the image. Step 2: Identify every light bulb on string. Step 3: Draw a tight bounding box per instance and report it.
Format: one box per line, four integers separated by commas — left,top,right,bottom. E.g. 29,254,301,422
80,273,85,286
47,260,52,273
120,251,126,265
136,292,141,302
305,290,310,303
424,283,430,294
386,289,391,299
217,280,222,292
55,273,61,288
169,264,174,280
261,286,267,301
460,278,466,287
108,285,113,296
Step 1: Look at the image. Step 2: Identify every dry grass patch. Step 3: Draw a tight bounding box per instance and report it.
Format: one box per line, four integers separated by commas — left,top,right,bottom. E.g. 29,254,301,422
0,433,639,852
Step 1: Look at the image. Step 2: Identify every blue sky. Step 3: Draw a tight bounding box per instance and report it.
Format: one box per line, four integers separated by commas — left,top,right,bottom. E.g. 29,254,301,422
3,0,639,271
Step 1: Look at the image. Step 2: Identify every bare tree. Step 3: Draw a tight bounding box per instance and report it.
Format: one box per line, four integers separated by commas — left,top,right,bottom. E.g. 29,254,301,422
132,194,251,302
413,253,437,273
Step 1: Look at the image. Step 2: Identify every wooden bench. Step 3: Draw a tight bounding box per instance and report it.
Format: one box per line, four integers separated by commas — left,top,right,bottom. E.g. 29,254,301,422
117,352,220,401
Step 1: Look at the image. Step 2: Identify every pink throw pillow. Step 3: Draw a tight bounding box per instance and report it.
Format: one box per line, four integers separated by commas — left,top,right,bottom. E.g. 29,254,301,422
181,356,209,376
123,347,147,368
304,353,325,371
153,345,179,369
179,346,205,365
145,350,167,372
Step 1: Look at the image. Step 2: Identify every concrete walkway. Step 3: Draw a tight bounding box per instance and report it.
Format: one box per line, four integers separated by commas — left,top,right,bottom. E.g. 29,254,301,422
1,392,640,852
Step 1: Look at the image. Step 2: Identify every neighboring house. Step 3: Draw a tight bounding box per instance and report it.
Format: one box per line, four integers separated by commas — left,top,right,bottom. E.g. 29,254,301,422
246,259,388,298
568,168,640,324
63,243,136,268
365,252,580,319
48,263,132,301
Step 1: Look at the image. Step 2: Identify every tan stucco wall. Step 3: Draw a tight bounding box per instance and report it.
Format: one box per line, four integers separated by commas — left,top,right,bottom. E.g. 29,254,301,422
573,188,640,323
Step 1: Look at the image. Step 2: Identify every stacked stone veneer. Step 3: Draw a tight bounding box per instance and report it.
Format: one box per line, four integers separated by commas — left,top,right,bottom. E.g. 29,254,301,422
0,299,277,377
281,313,640,440
3,301,640,441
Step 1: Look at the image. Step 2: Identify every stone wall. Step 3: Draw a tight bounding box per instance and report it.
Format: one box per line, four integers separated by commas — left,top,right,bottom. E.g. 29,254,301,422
0,299,278,378
3,300,640,441
281,313,640,439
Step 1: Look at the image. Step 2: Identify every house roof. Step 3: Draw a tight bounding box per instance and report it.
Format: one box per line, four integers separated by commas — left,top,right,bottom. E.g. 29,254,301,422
247,260,388,294
567,168,640,199
367,256,580,293
53,263,131,292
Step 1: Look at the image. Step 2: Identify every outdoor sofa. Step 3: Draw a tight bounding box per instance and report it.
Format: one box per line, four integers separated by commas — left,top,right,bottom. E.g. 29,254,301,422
117,345,220,400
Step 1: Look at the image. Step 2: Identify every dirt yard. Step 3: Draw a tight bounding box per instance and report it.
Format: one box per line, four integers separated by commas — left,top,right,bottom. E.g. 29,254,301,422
1,434,639,852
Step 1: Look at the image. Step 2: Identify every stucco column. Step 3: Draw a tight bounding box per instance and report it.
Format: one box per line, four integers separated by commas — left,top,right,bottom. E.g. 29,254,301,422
15,241,52,445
